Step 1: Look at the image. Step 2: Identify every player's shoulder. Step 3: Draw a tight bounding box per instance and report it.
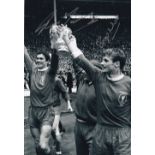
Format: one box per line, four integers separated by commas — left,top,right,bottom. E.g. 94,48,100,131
32,63,38,72
123,75,131,81
123,75,131,84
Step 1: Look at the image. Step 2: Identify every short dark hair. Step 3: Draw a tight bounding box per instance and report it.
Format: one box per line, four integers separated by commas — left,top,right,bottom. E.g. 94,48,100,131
36,52,50,61
103,48,126,71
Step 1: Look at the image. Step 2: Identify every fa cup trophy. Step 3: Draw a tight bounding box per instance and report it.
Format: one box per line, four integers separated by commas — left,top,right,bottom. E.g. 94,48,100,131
49,24,72,52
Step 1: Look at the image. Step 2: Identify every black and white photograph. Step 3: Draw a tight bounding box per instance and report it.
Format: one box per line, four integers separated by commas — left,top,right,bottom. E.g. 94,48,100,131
24,0,131,155
2,0,155,155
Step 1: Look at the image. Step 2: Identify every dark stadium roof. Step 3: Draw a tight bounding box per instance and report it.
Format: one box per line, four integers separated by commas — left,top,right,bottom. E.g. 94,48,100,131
25,0,131,16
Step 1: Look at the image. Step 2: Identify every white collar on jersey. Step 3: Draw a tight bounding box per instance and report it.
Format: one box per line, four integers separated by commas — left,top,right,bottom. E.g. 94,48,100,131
37,67,48,71
107,73,124,81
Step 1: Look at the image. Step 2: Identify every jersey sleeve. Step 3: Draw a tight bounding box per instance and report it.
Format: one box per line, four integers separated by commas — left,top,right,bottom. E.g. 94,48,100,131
74,54,101,82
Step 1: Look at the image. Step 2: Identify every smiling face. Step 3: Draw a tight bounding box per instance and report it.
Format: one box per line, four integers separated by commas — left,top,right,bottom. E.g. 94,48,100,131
100,48,126,73
36,53,49,69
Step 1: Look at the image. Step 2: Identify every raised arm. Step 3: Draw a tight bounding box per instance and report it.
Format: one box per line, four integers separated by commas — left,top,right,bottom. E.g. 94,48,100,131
24,46,34,74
